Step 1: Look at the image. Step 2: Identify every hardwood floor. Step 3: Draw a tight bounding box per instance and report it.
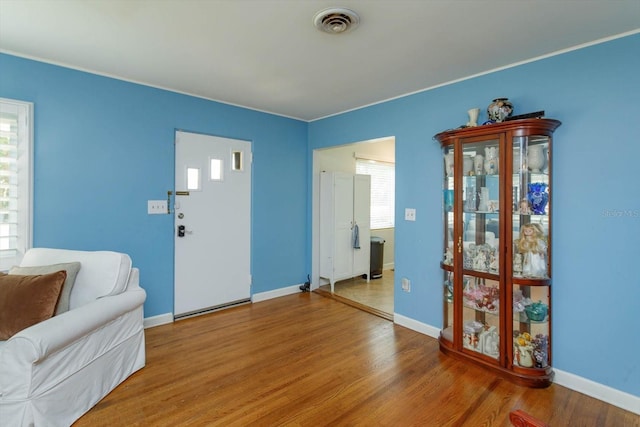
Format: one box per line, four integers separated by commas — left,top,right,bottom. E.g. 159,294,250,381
318,270,394,319
75,293,638,426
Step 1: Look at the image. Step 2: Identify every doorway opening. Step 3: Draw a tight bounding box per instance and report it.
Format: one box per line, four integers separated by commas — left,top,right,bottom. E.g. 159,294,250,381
312,136,395,319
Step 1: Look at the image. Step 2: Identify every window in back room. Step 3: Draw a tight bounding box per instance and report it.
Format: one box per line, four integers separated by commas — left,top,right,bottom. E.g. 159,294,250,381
356,158,395,230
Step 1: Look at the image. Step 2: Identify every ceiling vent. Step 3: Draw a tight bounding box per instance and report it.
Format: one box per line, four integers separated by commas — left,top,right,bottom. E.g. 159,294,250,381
313,7,360,34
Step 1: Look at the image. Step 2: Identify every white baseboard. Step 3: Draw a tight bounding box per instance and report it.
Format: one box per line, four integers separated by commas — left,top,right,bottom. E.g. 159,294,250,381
252,283,303,303
143,284,304,328
553,368,639,415
383,262,395,271
143,312,173,329
393,315,639,414
393,313,440,339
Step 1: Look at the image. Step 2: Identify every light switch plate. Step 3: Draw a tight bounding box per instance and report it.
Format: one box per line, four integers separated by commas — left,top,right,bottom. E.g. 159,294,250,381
405,208,416,221
148,200,167,214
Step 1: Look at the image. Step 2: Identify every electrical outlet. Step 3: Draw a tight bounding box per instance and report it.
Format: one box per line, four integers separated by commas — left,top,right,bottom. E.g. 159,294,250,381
148,200,168,214
401,277,411,292
405,208,416,221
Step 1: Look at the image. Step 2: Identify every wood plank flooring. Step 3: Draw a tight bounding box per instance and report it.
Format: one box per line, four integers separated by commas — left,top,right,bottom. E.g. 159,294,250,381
75,293,638,426
318,270,394,319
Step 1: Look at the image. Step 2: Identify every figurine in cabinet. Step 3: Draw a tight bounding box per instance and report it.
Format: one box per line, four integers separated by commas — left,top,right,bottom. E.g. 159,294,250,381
473,250,487,271
474,154,484,175
513,253,523,275
444,152,454,178
444,247,453,265
489,252,499,272
516,223,547,277
484,146,499,175
515,342,535,367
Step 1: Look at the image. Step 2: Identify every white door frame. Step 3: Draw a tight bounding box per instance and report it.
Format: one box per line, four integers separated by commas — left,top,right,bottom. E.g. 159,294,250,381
311,137,396,293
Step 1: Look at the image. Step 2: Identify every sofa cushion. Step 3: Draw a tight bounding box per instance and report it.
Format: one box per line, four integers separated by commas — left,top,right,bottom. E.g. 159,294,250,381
9,262,81,315
20,248,132,309
0,270,67,340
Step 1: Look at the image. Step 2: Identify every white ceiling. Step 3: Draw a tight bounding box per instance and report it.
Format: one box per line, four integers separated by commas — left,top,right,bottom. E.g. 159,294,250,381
1,0,639,121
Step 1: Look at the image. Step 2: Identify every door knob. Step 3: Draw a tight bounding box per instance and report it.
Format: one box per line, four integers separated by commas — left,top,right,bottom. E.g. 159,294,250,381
177,225,186,237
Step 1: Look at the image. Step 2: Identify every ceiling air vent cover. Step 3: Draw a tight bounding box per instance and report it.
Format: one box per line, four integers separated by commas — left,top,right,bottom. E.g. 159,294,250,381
313,7,360,34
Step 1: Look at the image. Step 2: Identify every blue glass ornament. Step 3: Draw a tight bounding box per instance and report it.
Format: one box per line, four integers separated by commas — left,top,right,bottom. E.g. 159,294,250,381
527,182,549,214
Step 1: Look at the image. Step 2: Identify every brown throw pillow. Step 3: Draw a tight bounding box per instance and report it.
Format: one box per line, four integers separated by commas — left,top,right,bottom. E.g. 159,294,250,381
9,262,81,315
0,270,67,340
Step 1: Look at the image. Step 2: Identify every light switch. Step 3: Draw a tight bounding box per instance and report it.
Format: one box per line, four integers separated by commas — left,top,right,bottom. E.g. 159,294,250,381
405,208,416,221
148,200,168,214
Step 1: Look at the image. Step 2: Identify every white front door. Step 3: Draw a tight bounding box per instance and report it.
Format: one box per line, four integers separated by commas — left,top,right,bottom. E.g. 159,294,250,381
174,131,251,318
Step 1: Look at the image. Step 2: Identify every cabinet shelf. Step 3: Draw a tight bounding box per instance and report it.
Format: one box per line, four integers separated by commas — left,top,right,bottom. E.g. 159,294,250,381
462,269,499,278
464,301,500,316
515,316,549,325
512,277,551,286
466,210,500,214
436,118,560,388
514,212,548,216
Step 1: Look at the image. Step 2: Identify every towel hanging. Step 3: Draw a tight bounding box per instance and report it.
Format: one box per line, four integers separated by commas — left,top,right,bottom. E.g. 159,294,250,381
353,223,360,249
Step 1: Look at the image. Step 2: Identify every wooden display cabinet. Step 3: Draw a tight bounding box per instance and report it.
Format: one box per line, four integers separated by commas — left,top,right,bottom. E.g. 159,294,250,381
435,118,561,387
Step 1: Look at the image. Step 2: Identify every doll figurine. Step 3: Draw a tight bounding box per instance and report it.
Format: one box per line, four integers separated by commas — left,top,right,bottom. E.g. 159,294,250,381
516,223,547,277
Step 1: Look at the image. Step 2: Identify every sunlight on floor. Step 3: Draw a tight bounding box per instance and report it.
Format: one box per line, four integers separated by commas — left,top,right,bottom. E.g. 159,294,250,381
319,270,394,315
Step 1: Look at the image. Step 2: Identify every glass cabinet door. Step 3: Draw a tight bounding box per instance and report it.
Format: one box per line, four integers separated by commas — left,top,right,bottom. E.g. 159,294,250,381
461,140,500,274
459,138,501,360
511,134,551,369
462,275,500,358
441,146,455,344
512,136,550,279
442,270,454,343
513,284,550,368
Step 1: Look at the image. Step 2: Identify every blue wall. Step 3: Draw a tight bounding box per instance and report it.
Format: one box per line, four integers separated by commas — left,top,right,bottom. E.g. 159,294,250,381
309,34,640,396
1,33,638,397
0,54,309,317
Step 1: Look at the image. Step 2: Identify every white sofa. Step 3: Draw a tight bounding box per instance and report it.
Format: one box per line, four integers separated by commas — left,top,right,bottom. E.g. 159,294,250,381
0,248,147,427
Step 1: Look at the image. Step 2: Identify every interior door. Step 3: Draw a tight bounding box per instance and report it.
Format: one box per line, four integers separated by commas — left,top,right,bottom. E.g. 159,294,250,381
174,131,251,318
333,173,355,281
352,174,371,277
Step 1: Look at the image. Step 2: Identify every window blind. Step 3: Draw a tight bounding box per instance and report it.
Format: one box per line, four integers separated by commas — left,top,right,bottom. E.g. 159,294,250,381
0,99,32,269
355,158,395,229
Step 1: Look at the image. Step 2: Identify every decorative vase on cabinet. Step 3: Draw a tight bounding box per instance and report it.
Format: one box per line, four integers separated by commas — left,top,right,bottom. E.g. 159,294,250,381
435,118,561,388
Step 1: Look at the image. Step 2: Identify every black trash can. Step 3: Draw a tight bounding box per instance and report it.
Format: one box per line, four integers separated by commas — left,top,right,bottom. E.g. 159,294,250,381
370,236,385,279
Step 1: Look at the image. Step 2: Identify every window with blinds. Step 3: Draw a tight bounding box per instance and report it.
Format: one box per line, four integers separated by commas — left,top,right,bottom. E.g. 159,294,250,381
355,158,395,229
0,99,32,270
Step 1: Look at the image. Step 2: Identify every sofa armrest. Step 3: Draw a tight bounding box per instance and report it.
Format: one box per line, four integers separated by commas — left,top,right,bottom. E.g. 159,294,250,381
0,288,146,397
